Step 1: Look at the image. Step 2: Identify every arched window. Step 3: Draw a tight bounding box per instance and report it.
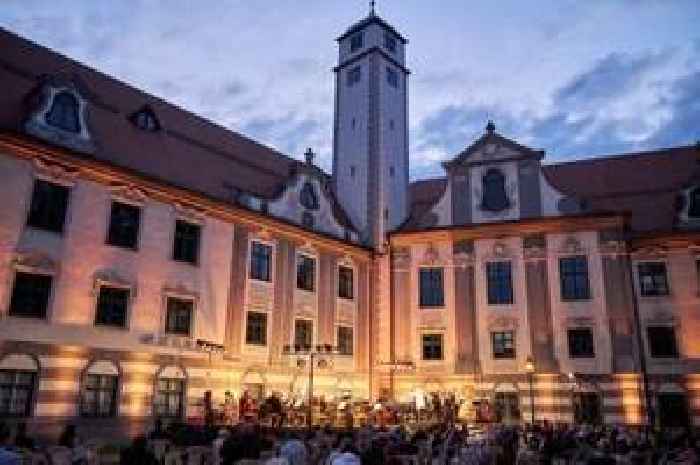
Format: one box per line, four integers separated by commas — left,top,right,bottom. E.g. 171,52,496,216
81,360,119,418
300,182,319,210
688,187,700,218
481,168,510,212
46,91,81,133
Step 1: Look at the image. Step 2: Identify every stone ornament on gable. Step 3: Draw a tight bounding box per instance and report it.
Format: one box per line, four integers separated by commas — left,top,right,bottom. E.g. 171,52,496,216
162,283,199,301
173,202,207,223
12,250,57,274
560,236,584,255
109,183,149,204
92,269,136,298
488,315,518,331
563,316,595,329
32,157,79,185
421,244,441,266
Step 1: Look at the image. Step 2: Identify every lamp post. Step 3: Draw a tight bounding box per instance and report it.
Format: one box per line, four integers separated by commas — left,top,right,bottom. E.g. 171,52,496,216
567,372,577,425
524,356,535,424
282,344,342,429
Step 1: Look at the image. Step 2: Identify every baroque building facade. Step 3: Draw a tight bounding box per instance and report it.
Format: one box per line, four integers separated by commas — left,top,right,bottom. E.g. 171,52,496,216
0,9,699,438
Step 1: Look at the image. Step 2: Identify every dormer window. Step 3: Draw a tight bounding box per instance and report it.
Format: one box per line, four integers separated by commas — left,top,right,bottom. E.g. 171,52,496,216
130,106,160,132
46,91,80,133
384,32,397,53
481,168,510,212
688,187,700,218
350,33,363,52
300,182,319,210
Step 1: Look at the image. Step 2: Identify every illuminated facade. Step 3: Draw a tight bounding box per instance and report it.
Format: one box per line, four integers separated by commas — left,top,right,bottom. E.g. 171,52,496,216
1,9,699,438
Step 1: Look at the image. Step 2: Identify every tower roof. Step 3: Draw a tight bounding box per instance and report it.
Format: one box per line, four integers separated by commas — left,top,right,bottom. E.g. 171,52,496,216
337,12,408,44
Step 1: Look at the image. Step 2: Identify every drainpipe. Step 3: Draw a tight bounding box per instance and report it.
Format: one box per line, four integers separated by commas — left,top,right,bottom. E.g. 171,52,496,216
625,247,655,430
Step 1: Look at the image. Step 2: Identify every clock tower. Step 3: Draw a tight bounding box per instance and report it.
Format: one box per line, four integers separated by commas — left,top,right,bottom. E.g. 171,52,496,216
332,5,410,248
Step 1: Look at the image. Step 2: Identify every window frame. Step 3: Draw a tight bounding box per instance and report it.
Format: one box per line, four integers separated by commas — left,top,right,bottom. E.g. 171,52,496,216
637,261,670,297
419,267,445,308
165,296,195,337
492,331,516,359
338,265,354,300
45,90,81,133
486,261,514,305
421,333,444,361
172,219,201,265
154,377,185,419
245,311,268,346
8,271,53,320
26,178,71,234
350,32,364,52
347,66,362,87
337,325,354,356
386,67,399,88
384,31,397,53
646,325,679,359
94,285,131,329
293,318,314,350
559,255,591,301
567,328,595,359
296,253,317,292
80,373,119,418
0,369,36,417
249,240,273,283
105,200,141,250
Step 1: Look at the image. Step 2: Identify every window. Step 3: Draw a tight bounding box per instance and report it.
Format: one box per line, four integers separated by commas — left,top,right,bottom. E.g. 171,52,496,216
384,32,397,53
166,298,193,336
573,393,601,425
0,370,35,417
250,242,272,282
81,374,117,417
347,66,361,86
658,393,689,428
155,378,184,418
481,169,510,212
338,265,354,300
46,91,80,133
487,261,513,305
27,179,70,233
294,320,313,349
173,220,201,264
419,268,444,307
638,262,669,296
568,328,595,358
131,107,160,132
9,272,52,319
338,326,353,355
296,255,316,292
350,166,356,177
245,311,267,346
350,32,363,52
95,286,129,328
387,67,399,88
560,256,590,300
300,182,319,210
688,187,700,218
647,326,678,358
492,331,515,359
351,118,356,130
302,211,314,229
389,166,395,177
106,201,140,249
422,334,443,360
389,119,395,130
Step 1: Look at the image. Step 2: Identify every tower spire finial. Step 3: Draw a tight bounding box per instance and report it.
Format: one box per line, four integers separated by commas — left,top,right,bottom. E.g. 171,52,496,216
370,0,376,16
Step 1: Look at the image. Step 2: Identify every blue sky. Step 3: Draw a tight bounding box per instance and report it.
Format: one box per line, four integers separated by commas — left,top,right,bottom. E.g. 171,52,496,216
2,0,699,179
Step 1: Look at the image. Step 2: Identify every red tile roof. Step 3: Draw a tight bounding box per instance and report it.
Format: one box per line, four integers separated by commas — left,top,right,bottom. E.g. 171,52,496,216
406,145,700,235
0,27,356,230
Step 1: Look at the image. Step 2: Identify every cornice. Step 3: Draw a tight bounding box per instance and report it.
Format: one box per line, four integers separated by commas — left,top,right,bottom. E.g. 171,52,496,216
0,133,373,261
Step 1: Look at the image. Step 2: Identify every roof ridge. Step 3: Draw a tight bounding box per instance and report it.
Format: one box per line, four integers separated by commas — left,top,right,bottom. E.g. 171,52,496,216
544,144,698,168
0,27,304,171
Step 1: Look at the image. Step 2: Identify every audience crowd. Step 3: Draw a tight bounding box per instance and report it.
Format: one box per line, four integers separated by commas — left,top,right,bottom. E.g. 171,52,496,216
1,417,699,464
